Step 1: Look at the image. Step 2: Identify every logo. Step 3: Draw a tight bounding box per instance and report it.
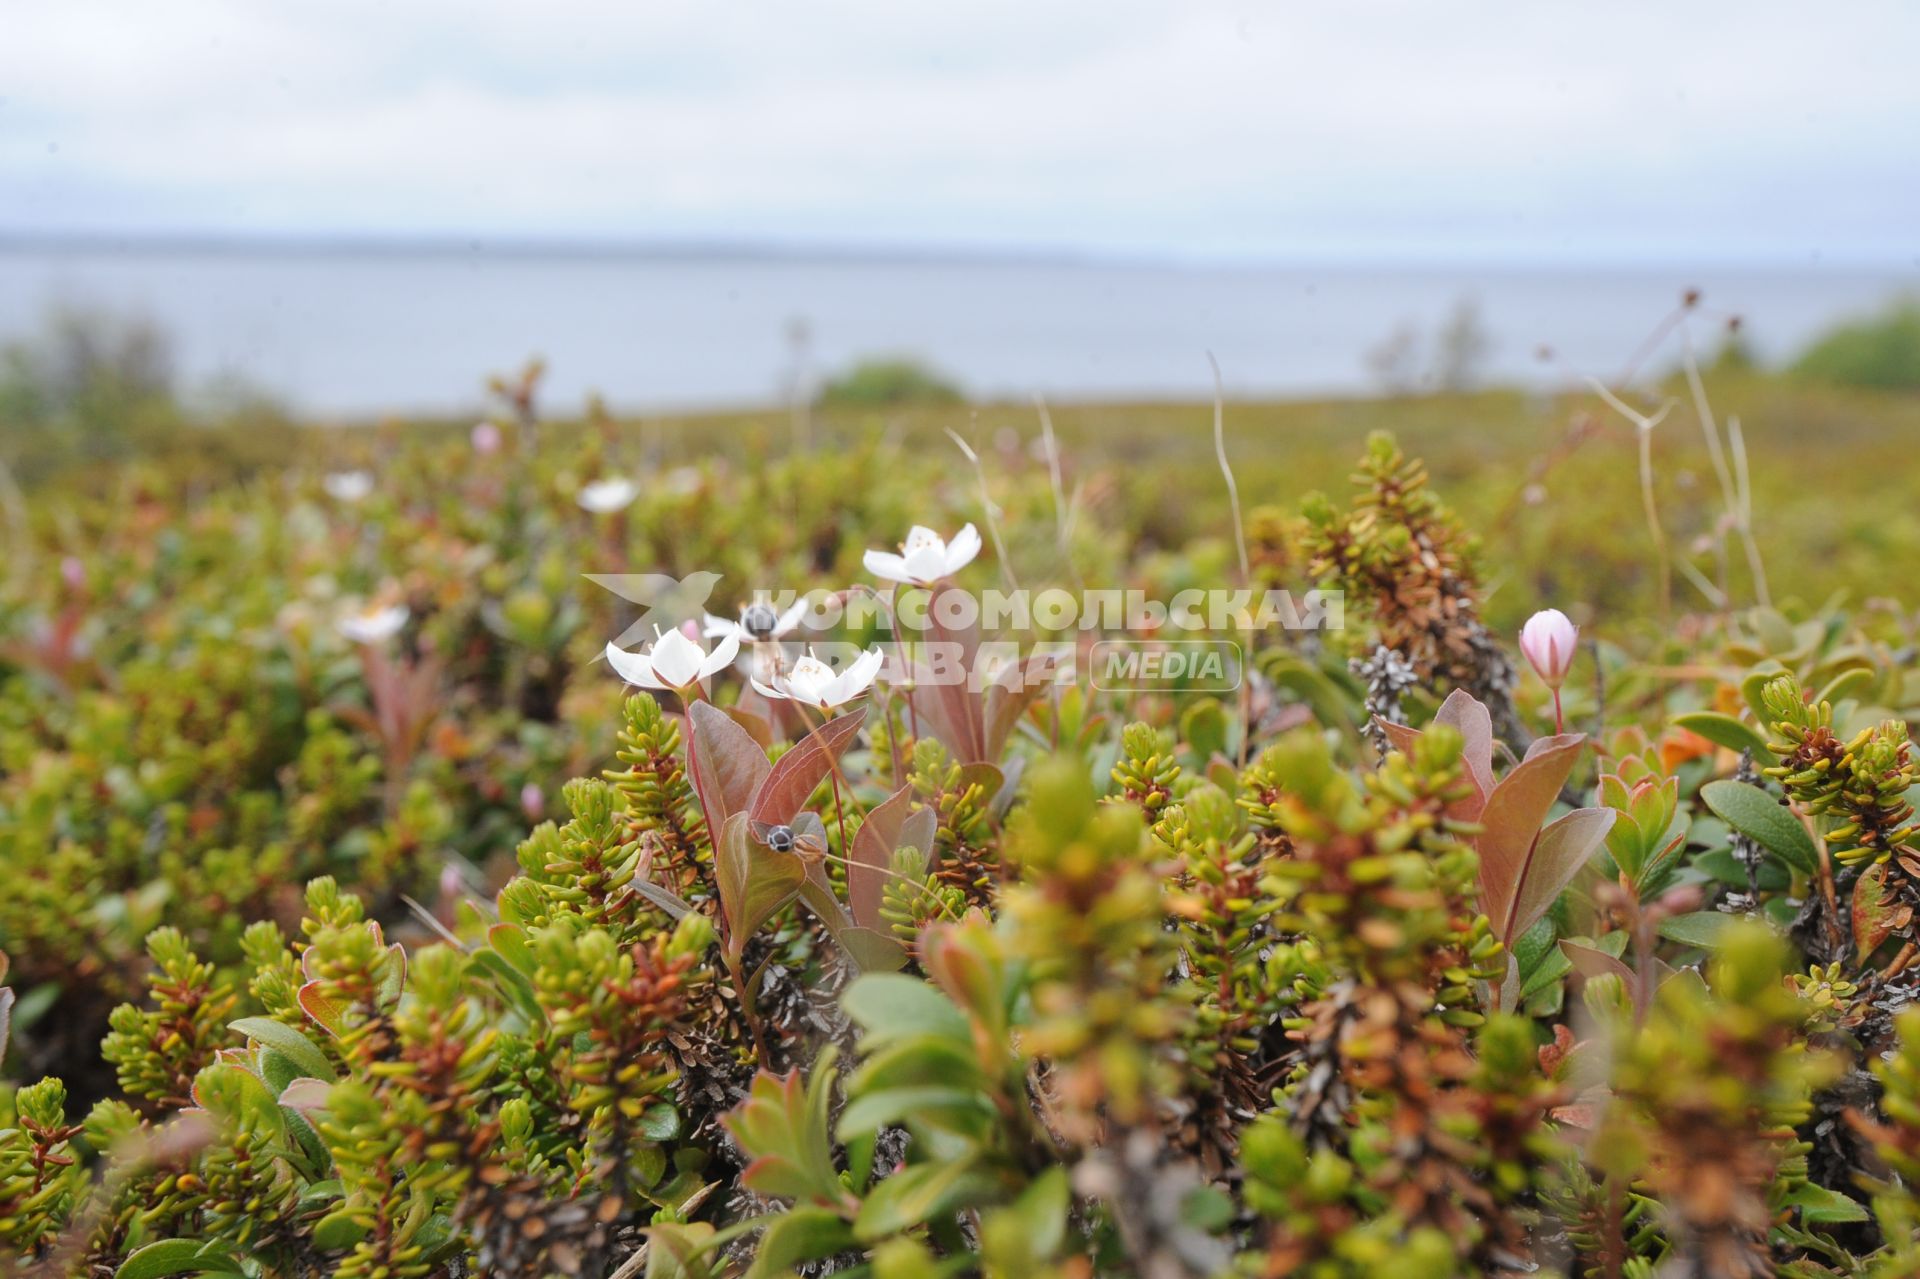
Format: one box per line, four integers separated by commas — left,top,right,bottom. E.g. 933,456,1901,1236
585,572,724,648
1089,639,1242,692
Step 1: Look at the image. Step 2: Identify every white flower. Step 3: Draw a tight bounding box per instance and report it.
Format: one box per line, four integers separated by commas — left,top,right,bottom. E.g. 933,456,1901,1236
577,477,639,513
605,627,739,691
323,470,375,502
705,596,810,645
752,648,885,710
338,603,409,645
862,524,981,586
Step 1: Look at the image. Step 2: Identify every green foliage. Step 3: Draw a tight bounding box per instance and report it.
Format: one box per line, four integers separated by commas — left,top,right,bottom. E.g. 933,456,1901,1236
816,357,964,408
10,410,1920,1275
1793,299,1920,390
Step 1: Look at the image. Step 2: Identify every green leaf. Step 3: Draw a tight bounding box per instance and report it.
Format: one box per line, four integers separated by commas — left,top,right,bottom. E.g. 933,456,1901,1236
745,1206,856,1279
997,1166,1071,1259
836,1086,995,1141
848,1035,984,1097
1511,914,1557,979
231,1017,337,1083
486,922,535,974
1699,780,1819,875
1694,847,1788,892
311,1206,371,1251
640,1103,683,1142
470,949,543,1023
841,974,971,1047
715,812,805,959
1787,1180,1871,1225
854,1158,998,1242
1656,911,1739,949
257,1047,303,1094
1813,666,1875,710
1671,712,1769,756
1518,946,1572,1002
115,1242,244,1279
1181,1184,1236,1232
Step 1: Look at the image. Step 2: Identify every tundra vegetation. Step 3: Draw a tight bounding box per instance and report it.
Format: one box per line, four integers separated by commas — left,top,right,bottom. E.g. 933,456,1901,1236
4,328,1920,1277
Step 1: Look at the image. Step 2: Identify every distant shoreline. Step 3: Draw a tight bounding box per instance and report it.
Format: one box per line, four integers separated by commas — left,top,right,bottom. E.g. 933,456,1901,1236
0,232,1907,277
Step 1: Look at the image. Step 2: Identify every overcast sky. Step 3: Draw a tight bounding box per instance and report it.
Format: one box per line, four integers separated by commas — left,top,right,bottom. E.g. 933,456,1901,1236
2,1,1914,264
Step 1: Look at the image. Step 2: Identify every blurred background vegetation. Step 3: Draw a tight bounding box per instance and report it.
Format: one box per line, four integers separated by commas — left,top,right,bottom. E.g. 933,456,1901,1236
4,297,1915,630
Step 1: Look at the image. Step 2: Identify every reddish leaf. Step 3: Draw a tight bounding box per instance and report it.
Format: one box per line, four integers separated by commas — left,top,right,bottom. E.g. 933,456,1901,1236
722,704,775,750
1560,939,1666,1019
956,762,1005,818
900,663,969,762
1854,861,1898,958
278,1077,334,1114
1558,940,1633,986
1477,733,1586,940
1376,689,1495,819
797,870,907,973
296,983,347,1037
689,700,770,834
919,583,987,763
983,649,1061,762
1377,717,1420,759
849,785,931,931
749,706,868,826
1505,807,1615,944
1433,688,1496,807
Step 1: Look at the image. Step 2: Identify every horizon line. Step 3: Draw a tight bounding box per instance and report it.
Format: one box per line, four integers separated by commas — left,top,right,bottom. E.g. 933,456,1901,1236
0,229,1912,274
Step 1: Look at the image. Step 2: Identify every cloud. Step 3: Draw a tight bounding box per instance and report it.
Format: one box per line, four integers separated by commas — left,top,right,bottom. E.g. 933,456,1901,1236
3,0,1915,259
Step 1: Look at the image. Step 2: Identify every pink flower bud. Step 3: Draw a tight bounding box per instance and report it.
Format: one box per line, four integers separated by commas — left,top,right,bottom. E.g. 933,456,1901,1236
471,421,502,454
520,782,545,821
1519,608,1579,690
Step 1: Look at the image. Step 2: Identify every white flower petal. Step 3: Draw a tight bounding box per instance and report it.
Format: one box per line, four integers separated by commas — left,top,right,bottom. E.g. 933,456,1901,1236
338,603,408,644
834,648,885,703
783,655,839,707
605,641,667,689
700,630,741,679
902,542,950,583
944,523,982,574
578,477,639,513
863,549,913,583
702,613,742,639
774,597,812,637
648,628,705,688
750,675,788,701
323,470,375,502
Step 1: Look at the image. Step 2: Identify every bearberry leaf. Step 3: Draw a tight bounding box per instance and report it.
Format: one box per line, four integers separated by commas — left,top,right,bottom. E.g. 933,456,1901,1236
1671,712,1769,756
1700,780,1819,875
231,1016,338,1083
